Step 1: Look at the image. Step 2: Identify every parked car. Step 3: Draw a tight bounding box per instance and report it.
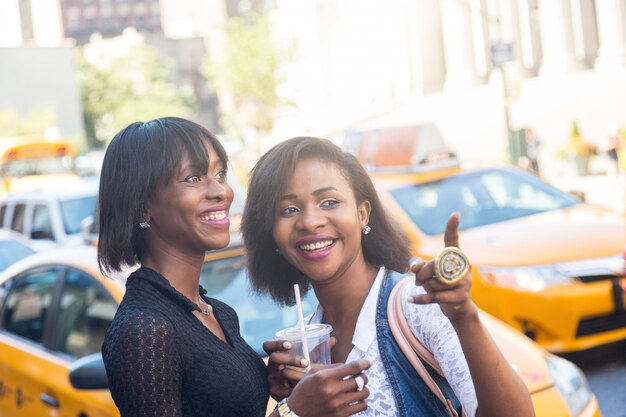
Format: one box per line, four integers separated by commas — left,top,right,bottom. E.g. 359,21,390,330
0,179,98,251
0,242,601,417
370,163,626,353
0,229,35,272
0,241,315,417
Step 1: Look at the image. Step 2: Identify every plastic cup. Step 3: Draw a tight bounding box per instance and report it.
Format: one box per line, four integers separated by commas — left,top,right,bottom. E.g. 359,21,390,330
275,323,333,368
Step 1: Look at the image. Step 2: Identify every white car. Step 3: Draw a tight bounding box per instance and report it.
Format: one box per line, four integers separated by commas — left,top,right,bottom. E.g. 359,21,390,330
0,180,98,251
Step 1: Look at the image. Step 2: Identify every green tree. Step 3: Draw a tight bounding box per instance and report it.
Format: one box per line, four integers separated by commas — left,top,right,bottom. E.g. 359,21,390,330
76,43,196,147
203,14,294,151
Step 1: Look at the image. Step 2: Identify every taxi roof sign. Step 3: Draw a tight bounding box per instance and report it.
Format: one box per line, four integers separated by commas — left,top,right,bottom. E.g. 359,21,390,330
343,123,459,172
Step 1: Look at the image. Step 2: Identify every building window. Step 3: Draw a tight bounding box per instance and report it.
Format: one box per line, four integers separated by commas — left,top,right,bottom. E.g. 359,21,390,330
100,4,113,17
83,5,98,19
66,6,80,21
134,2,147,15
117,3,130,16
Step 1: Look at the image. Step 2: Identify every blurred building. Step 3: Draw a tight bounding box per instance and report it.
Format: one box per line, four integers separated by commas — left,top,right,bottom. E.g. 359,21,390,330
59,0,162,45
0,0,84,140
0,0,64,47
274,0,625,106
0,46,85,139
56,0,253,132
270,0,626,177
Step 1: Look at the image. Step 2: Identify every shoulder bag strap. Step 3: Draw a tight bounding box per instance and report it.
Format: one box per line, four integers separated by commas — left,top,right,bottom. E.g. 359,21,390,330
387,277,465,417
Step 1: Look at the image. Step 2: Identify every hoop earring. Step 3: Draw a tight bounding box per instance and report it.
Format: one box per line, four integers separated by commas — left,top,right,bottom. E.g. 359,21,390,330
362,225,371,235
139,220,151,229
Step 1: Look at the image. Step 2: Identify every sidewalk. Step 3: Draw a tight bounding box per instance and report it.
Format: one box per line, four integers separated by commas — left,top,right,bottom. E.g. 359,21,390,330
548,172,625,214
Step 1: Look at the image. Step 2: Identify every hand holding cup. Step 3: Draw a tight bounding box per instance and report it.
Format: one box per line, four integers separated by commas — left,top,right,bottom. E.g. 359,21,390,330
265,326,334,401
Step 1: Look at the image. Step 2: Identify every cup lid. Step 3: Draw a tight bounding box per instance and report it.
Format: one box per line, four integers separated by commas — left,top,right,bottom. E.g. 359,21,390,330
275,323,333,340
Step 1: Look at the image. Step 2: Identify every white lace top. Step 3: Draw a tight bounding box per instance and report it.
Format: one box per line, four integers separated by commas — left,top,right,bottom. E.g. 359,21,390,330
309,267,478,417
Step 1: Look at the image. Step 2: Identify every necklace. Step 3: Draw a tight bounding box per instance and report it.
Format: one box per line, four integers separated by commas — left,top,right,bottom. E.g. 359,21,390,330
197,295,210,316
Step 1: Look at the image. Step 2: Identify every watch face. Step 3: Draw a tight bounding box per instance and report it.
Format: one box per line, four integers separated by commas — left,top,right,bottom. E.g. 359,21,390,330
434,247,469,285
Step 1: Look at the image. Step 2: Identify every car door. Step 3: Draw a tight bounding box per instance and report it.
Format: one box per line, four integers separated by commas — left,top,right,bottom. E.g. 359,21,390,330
0,267,59,417
0,265,118,417
46,267,118,417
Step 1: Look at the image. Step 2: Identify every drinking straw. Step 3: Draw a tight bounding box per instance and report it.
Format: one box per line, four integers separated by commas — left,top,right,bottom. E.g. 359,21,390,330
294,284,311,371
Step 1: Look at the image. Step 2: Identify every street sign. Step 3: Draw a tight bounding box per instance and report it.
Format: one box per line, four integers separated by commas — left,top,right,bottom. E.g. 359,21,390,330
490,42,514,66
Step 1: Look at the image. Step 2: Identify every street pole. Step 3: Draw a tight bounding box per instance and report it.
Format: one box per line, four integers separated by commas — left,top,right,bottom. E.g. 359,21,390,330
491,46,518,165
501,64,517,165
490,1,519,166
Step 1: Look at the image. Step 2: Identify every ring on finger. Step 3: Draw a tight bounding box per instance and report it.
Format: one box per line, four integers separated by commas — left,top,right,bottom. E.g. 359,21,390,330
354,375,365,392
434,247,469,285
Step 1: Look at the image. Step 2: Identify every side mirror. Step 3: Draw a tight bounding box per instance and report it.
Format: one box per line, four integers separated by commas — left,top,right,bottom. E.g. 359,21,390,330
69,352,109,390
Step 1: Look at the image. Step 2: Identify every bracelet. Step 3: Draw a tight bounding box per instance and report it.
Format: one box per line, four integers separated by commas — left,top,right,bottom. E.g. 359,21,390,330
277,398,300,417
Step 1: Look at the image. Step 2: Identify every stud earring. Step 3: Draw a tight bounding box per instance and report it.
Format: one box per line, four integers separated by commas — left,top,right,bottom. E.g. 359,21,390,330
139,220,150,229
362,225,371,235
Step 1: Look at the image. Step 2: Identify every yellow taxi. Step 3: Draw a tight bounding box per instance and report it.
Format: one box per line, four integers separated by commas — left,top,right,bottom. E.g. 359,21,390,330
0,242,316,417
0,242,602,417
345,124,626,354
371,164,625,354
0,135,81,197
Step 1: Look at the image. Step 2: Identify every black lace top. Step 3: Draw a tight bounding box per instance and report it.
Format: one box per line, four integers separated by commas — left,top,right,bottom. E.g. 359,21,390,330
102,267,269,417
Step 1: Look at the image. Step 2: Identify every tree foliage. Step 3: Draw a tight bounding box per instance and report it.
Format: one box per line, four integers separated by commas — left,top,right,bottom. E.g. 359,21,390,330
76,43,196,147
204,14,294,136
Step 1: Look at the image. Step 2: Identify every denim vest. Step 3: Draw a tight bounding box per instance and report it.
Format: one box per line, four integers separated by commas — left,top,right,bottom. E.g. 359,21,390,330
376,269,463,417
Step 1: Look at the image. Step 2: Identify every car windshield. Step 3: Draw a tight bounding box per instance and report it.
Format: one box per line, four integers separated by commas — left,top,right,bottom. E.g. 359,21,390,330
388,167,580,235
200,254,318,355
0,239,34,271
60,196,98,235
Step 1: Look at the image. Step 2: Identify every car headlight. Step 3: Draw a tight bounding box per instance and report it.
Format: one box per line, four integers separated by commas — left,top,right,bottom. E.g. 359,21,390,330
478,265,574,292
545,354,592,417
479,254,625,292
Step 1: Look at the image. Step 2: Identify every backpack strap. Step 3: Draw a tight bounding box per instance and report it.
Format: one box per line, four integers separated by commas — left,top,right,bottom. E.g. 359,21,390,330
387,277,465,417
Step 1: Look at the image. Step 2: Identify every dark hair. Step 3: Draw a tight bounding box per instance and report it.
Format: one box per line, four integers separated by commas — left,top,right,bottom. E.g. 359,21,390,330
97,117,229,275
242,136,411,305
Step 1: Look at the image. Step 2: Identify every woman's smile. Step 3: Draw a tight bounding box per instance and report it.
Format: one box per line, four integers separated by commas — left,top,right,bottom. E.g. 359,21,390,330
295,236,337,260
199,206,230,228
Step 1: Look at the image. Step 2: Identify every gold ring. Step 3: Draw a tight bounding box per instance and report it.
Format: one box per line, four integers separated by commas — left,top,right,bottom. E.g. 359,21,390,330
434,247,470,285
